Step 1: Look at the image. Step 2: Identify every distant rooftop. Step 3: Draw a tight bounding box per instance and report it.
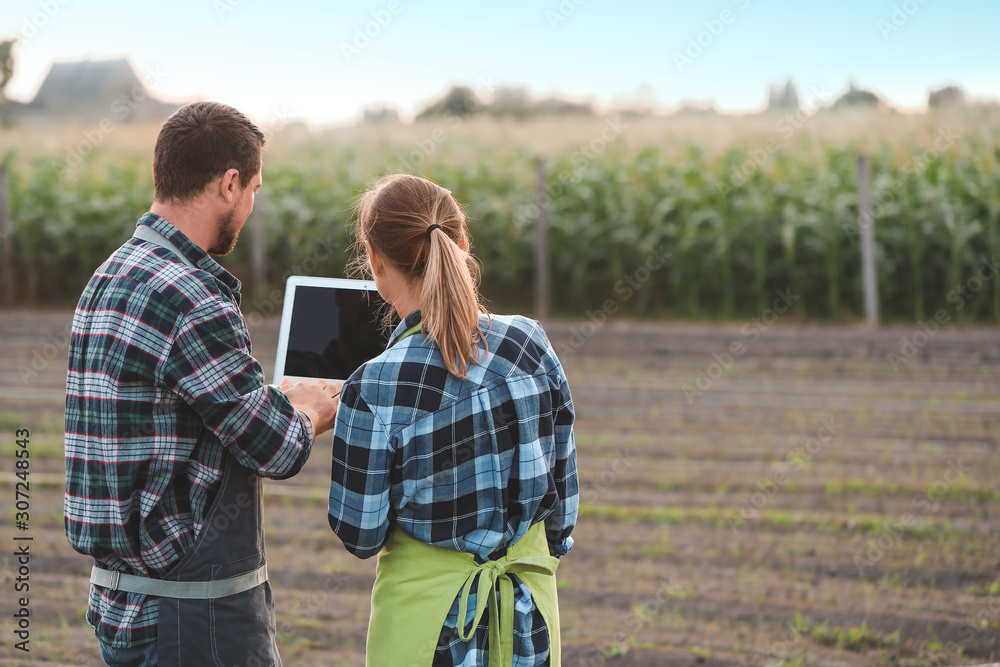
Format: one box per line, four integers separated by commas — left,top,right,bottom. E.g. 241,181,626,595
8,57,179,125
32,58,142,107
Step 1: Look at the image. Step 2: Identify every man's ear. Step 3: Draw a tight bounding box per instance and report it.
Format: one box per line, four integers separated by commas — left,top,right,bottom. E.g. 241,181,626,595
219,168,240,203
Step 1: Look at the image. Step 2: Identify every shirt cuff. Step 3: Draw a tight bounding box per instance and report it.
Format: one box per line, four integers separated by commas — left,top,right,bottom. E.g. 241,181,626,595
295,409,315,446
549,535,574,558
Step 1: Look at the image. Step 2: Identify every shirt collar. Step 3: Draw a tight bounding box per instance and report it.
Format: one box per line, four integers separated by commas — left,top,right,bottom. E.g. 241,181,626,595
389,309,423,346
136,212,242,295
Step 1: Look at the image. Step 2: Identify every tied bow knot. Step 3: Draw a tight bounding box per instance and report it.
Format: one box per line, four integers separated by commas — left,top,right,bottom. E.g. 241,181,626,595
456,554,559,667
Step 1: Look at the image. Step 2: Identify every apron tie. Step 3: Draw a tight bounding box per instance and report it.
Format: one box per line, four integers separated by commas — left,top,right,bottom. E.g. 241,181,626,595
456,553,559,667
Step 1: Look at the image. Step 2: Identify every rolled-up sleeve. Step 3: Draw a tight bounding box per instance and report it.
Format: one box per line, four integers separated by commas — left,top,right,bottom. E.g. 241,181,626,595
161,296,313,479
328,380,394,559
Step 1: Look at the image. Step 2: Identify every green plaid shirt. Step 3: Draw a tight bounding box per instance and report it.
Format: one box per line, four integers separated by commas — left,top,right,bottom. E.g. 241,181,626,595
64,213,314,647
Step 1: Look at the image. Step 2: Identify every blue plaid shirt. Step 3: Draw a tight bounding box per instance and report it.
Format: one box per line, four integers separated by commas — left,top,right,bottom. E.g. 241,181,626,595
328,310,578,666
64,213,313,648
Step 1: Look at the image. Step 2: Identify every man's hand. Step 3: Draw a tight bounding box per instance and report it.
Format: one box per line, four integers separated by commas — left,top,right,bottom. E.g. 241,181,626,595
279,379,342,436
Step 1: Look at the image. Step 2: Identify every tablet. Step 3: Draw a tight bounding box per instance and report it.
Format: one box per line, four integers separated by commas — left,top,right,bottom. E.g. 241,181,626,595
272,276,392,386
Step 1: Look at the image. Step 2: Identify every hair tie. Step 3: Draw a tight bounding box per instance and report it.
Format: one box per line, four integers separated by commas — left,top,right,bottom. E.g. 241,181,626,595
426,223,442,239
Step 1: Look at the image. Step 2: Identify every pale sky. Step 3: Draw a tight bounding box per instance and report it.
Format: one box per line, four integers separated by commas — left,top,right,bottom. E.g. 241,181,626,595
3,0,998,126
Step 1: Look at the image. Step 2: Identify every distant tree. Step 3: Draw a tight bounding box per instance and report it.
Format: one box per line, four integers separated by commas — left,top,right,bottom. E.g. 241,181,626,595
363,106,400,123
0,38,15,127
0,38,15,104
442,86,479,116
416,83,595,121
833,81,884,110
416,86,481,120
768,79,800,110
485,87,593,118
531,97,593,116
611,83,660,116
928,85,965,109
669,102,718,117
487,86,532,119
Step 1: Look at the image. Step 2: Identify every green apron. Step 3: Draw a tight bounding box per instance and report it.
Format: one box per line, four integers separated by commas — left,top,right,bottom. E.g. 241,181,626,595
367,521,561,667
366,321,562,666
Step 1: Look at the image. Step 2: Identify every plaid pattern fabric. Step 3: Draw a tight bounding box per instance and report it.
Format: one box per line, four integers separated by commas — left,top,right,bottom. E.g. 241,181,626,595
64,213,313,648
329,310,578,666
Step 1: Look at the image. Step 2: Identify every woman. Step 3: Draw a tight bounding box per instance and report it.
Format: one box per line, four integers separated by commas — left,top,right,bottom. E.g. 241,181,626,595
327,174,578,666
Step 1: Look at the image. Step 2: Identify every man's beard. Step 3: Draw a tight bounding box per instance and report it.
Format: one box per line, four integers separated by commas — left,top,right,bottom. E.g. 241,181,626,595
208,208,241,256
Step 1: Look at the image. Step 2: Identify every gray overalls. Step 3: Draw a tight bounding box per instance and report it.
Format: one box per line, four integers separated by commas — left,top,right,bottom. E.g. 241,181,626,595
156,454,279,666
91,455,280,665
90,225,282,666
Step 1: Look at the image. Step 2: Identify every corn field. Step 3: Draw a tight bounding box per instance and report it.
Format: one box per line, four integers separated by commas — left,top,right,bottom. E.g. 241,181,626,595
2,109,999,322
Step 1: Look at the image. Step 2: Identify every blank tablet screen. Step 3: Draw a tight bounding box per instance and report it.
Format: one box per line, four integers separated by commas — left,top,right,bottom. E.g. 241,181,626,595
276,280,391,383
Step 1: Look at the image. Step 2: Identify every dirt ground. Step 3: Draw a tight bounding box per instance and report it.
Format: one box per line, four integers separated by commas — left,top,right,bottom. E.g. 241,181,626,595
1,309,998,666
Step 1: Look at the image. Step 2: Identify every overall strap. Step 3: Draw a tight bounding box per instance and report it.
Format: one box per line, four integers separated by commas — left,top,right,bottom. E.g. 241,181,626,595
397,322,423,342
132,224,198,271
90,563,267,599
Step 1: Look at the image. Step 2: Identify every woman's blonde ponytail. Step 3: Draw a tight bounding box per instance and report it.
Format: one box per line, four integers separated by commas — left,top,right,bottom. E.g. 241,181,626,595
421,226,486,378
354,174,488,378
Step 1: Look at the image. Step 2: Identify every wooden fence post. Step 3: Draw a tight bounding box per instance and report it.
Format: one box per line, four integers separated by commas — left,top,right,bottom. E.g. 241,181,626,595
0,160,14,307
534,157,549,321
858,153,879,326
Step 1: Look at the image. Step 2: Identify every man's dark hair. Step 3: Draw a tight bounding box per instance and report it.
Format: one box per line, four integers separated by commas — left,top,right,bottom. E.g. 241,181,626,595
152,101,266,202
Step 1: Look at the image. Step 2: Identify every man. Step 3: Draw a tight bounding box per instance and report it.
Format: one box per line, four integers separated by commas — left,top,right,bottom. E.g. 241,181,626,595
64,101,340,666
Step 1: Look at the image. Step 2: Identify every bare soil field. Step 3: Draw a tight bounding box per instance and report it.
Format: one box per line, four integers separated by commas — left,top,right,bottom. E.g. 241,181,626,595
1,309,998,666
